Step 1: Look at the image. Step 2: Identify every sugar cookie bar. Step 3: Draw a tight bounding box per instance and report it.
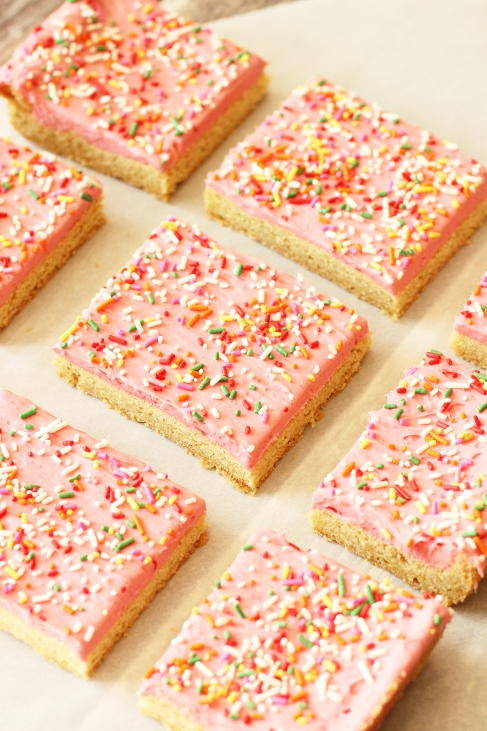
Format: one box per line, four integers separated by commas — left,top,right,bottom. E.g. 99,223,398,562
53,218,370,494
310,349,487,604
206,77,487,318
0,389,207,677
140,529,452,730
0,138,103,331
0,1,268,201
451,272,487,369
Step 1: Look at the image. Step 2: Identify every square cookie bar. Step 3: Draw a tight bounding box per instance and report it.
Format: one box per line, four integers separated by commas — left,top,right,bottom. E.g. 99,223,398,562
310,350,487,605
206,77,487,318
0,0,268,201
140,529,452,731
451,272,487,369
0,138,103,331
53,218,370,494
0,389,207,677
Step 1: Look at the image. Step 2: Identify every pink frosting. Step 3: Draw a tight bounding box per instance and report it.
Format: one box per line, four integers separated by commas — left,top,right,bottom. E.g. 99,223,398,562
454,272,487,346
53,218,369,471
207,77,487,297
312,351,487,577
0,388,205,662
0,0,266,172
139,528,452,730
0,138,102,307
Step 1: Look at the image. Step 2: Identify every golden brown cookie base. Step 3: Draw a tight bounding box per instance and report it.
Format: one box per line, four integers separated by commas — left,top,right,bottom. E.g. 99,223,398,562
54,334,371,495
1,74,269,201
205,186,487,319
139,620,445,731
0,197,105,332
0,513,207,678
309,507,480,605
450,329,487,370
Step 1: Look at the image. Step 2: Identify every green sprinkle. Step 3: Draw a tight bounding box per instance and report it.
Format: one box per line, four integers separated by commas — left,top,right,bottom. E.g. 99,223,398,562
356,481,368,490
199,377,210,390
230,390,237,400
234,409,241,416
236,669,254,678
275,345,288,357
366,584,375,604
68,473,81,482
234,263,243,277
26,551,34,561
297,633,314,649
249,384,256,391
115,537,135,552
221,385,230,397
417,404,424,412
127,520,136,529
242,544,253,551
375,463,384,469
88,319,99,332
461,530,478,538
208,328,224,334
192,411,203,422
80,192,93,202
235,603,245,619
193,363,204,371
20,406,37,420
129,122,138,137
429,349,443,355
337,574,345,597
434,614,442,626
410,456,420,465
247,348,253,357
254,401,261,414
146,292,155,304
478,402,487,413
394,408,404,420
79,554,88,562
215,352,219,360
351,601,367,616
414,388,427,395
25,424,34,431
360,211,372,219
444,388,452,398
215,579,221,589
383,403,397,410
58,491,74,499
28,189,39,200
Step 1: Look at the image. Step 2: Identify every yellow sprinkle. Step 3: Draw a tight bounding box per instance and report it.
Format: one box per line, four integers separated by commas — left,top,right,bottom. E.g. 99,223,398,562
415,500,426,515
360,439,370,449
127,496,139,511
4,567,19,581
281,372,292,382
60,324,77,342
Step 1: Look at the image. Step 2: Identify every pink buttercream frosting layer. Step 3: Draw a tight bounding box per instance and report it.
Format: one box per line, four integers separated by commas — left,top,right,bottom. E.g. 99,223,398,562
312,351,487,576
0,389,205,662
208,77,487,297
139,529,451,730
0,0,266,172
454,272,487,347
53,218,369,471
0,138,102,307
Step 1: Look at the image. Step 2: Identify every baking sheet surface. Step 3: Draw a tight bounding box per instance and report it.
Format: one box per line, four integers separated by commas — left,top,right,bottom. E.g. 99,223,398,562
1,1,486,728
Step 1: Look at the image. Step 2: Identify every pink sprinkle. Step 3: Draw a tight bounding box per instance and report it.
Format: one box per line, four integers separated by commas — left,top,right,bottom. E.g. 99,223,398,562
143,335,159,348
143,483,156,505
177,383,194,392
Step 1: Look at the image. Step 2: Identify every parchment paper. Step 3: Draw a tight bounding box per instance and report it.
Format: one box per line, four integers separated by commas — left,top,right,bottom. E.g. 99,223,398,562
1,1,486,728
